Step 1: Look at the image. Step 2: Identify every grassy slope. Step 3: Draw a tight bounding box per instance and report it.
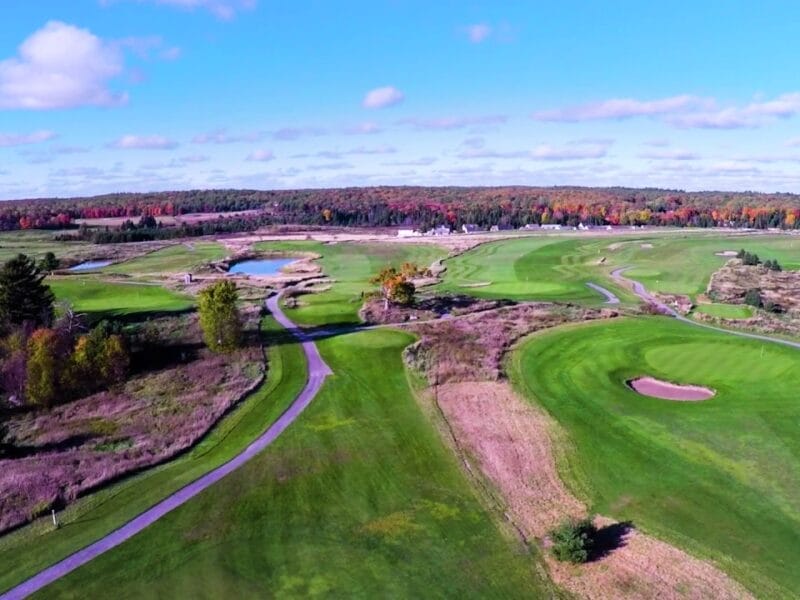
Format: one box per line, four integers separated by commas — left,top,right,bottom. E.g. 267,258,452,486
0,231,88,263
0,318,306,593
439,233,799,303
693,303,754,319
35,328,550,599
48,277,194,317
254,240,447,326
102,241,227,275
510,317,800,596
606,234,800,296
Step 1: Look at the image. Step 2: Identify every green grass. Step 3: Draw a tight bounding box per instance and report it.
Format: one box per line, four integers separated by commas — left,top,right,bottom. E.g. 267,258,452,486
254,240,447,326
693,303,754,319
48,277,194,318
438,236,634,303
438,232,799,303
0,230,88,263
510,317,800,596
33,328,551,598
104,241,227,275
0,318,307,593
606,234,800,296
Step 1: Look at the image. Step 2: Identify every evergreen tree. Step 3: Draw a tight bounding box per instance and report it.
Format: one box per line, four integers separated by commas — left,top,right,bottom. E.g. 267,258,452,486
38,252,60,272
0,254,54,328
198,280,242,353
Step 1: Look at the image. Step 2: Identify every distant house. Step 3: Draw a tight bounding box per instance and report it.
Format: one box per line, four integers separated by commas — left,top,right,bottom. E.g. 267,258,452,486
462,224,481,234
578,222,591,231
541,224,563,230
425,225,452,236
490,224,513,232
397,229,421,238
184,273,193,284
520,223,540,230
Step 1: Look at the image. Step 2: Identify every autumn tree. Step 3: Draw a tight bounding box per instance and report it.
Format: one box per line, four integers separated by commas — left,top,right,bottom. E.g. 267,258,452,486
0,254,55,328
370,265,416,308
198,280,242,353
25,329,63,407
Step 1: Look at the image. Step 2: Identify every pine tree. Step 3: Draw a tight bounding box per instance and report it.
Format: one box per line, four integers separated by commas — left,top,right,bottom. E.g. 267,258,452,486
0,254,55,328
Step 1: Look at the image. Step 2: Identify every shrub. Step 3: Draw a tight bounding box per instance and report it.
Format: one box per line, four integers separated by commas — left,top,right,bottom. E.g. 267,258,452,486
550,517,597,564
744,288,762,308
198,280,242,353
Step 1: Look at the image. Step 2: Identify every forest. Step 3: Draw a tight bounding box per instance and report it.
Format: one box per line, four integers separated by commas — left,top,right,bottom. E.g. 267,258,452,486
2,186,799,234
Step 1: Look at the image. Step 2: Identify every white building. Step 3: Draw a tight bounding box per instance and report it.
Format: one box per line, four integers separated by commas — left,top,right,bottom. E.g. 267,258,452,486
397,229,421,238
425,225,452,236
541,224,563,230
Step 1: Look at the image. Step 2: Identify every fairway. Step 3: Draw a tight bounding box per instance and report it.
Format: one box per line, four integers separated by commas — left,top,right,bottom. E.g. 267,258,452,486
103,242,227,275
48,277,194,317
31,328,551,598
439,233,799,304
510,317,800,596
255,240,447,326
438,237,615,302
694,303,754,319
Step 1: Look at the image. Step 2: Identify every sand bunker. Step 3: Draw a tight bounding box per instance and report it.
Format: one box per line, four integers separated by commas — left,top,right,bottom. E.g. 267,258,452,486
628,377,715,401
715,250,738,257
458,281,492,288
640,243,653,249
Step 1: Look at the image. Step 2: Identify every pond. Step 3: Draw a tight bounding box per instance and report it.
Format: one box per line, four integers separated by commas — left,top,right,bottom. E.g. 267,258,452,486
69,260,112,271
227,258,295,276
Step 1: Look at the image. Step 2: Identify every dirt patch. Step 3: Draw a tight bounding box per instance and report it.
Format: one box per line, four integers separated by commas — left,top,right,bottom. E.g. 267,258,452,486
360,294,509,325
406,303,617,382
628,377,715,401
435,382,751,599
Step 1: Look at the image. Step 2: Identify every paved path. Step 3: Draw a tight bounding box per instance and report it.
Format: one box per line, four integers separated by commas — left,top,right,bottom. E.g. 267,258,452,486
1,294,331,600
586,282,620,304
611,267,800,350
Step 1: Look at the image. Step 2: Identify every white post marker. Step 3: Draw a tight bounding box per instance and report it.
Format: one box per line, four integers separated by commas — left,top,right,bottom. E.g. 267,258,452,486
51,509,58,528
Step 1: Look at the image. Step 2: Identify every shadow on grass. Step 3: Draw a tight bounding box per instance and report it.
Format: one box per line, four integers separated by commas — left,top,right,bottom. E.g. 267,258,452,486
589,521,634,562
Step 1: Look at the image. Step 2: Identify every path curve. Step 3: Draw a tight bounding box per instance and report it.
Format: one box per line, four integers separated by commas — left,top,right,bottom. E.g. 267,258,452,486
585,282,620,304
1,294,331,600
611,267,800,350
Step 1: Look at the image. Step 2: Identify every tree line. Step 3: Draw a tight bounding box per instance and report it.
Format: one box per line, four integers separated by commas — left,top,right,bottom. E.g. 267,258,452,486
2,186,800,235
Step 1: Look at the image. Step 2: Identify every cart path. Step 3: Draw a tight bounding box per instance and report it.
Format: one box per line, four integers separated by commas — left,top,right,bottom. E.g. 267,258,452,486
585,282,620,304
611,267,800,350
0,294,331,600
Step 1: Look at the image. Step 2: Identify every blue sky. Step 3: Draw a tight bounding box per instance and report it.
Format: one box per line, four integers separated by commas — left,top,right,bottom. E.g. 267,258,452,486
3,0,800,198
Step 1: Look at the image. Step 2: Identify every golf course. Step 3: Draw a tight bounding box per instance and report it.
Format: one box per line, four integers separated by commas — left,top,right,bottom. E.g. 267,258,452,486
1,229,798,599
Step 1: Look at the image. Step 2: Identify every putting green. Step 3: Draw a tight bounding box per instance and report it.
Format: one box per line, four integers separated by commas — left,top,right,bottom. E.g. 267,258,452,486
510,317,800,595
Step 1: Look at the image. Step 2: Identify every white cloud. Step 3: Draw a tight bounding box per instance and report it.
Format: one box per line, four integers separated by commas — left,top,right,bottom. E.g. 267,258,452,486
638,148,700,160
343,121,382,135
459,140,611,161
535,92,800,129
465,23,492,43
179,154,209,163
533,95,708,122
0,130,57,147
362,86,404,109
0,21,127,110
104,0,257,20
192,128,264,144
399,115,507,130
272,126,326,140
785,137,800,148
246,149,274,161
109,134,178,149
